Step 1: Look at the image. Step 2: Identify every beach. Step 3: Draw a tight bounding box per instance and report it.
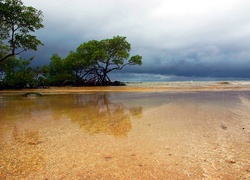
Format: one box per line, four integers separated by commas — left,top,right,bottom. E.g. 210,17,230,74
0,81,250,179
1,81,250,94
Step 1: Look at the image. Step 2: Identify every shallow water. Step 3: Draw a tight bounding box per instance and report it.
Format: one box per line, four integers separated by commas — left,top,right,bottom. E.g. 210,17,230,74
0,91,250,179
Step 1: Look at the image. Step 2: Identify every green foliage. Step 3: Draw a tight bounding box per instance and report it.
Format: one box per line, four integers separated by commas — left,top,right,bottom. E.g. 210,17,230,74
0,57,37,88
0,0,44,62
0,36,143,88
45,36,142,86
64,51,89,79
68,36,142,85
45,54,75,86
32,65,49,87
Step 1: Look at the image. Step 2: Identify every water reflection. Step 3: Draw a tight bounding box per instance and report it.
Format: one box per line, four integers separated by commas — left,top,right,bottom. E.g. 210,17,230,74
0,95,54,125
1,91,250,179
0,93,143,137
0,93,143,178
67,94,143,137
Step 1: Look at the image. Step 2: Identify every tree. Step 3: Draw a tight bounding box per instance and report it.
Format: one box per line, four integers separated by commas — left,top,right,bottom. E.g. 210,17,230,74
64,40,102,84
0,0,44,63
42,36,142,86
64,50,92,81
1,57,37,88
70,36,142,85
46,54,75,86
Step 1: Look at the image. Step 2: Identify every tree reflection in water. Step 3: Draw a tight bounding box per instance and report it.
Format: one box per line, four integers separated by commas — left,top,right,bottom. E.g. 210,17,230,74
0,93,142,178
0,93,143,137
65,93,143,137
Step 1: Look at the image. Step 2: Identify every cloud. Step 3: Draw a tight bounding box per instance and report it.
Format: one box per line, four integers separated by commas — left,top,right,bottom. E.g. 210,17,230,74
21,0,250,80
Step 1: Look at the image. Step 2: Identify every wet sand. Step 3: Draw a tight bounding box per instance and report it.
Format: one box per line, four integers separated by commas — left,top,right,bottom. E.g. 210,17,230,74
0,83,250,179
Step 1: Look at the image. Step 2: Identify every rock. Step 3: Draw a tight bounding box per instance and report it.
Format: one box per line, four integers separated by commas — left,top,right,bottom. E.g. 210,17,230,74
22,92,42,97
112,81,126,86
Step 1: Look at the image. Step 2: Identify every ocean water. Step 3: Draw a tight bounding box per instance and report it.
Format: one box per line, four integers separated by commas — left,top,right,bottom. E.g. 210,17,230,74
126,80,250,87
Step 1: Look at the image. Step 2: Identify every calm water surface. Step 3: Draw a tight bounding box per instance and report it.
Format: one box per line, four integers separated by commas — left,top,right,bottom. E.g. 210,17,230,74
0,91,250,179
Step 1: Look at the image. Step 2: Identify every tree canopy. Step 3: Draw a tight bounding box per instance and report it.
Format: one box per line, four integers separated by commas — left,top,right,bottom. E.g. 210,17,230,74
0,0,44,62
63,36,142,85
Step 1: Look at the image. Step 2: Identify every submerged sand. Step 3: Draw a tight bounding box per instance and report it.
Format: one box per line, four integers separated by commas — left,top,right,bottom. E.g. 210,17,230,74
0,82,250,179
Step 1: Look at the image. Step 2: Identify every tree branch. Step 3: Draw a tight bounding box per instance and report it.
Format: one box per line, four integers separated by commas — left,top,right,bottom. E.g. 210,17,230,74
0,53,15,62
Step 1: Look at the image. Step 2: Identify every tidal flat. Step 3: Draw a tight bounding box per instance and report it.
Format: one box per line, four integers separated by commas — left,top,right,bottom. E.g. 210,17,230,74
0,82,250,179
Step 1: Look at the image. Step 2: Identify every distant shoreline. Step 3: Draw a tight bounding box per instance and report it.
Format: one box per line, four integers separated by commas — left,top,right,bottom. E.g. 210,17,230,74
1,81,250,95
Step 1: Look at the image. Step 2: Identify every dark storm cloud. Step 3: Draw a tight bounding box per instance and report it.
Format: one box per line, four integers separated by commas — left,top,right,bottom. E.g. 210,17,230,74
21,0,250,80
127,45,250,78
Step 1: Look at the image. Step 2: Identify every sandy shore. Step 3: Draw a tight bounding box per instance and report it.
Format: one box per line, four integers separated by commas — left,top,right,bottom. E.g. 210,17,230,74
0,83,250,179
1,81,250,94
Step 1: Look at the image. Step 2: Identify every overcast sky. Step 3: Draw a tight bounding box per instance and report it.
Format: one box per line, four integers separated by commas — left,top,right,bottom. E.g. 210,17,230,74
22,0,250,81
